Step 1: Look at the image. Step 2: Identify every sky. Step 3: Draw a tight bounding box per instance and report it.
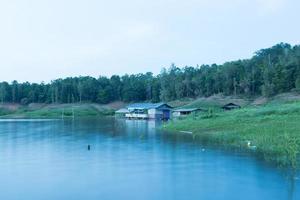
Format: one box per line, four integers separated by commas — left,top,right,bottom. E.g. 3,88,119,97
0,0,299,83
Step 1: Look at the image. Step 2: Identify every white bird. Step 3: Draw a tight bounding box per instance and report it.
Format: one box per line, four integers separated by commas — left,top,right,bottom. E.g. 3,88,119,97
246,140,257,150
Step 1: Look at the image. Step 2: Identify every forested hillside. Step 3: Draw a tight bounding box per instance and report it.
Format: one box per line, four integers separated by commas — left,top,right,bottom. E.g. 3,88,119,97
1,43,300,105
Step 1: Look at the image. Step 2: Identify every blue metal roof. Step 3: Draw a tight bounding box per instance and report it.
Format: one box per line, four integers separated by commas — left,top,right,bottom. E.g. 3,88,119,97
127,103,171,110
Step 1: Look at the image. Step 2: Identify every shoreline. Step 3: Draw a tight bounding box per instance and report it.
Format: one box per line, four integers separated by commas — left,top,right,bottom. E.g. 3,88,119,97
163,101,300,168
0,103,116,119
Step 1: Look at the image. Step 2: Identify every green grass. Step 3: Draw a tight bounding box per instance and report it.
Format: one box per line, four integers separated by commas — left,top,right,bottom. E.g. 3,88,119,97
0,104,115,119
0,108,14,116
163,101,300,168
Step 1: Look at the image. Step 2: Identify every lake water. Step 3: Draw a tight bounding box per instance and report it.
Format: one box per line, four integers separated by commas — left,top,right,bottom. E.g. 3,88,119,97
0,118,299,200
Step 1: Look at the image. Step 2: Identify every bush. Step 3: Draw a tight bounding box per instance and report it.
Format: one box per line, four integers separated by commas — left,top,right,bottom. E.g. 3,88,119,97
20,98,29,105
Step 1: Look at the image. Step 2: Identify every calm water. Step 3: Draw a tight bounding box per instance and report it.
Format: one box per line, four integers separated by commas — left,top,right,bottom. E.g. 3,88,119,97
0,118,299,200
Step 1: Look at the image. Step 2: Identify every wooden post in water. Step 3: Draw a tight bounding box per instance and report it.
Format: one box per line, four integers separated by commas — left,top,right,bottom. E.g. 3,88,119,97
72,107,75,119
62,108,65,120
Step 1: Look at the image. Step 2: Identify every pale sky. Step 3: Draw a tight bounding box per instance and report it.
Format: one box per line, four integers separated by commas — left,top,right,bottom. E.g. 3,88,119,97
0,0,299,83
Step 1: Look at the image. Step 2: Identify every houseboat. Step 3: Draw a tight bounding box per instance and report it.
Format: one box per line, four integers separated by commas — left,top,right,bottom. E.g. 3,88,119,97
124,103,172,120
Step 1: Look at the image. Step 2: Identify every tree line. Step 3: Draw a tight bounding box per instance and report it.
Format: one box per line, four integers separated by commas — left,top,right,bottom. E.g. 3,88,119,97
1,43,300,105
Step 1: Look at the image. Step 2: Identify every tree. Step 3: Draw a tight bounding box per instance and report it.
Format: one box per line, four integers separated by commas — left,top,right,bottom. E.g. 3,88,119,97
295,76,300,91
0,43,299,104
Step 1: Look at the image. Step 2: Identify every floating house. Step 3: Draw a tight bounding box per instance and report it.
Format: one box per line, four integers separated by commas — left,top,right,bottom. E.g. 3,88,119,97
222,103,241,111
125,103,172,120
172,108,204,117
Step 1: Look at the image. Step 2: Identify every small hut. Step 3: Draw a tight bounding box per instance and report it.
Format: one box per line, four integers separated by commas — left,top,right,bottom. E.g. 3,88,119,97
222,103,241,111
115,108,130,117
172,108,204,117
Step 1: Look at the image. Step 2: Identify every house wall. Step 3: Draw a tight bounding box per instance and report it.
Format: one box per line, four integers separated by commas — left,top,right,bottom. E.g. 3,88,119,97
125,113,148,119
162,110,171,120
148,109,171,120
172,111,181,117
148,108,163,119
172,111,196,118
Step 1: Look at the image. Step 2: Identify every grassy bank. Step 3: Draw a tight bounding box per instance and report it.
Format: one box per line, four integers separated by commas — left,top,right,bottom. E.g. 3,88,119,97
0,103,117,119
163,101,300,168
